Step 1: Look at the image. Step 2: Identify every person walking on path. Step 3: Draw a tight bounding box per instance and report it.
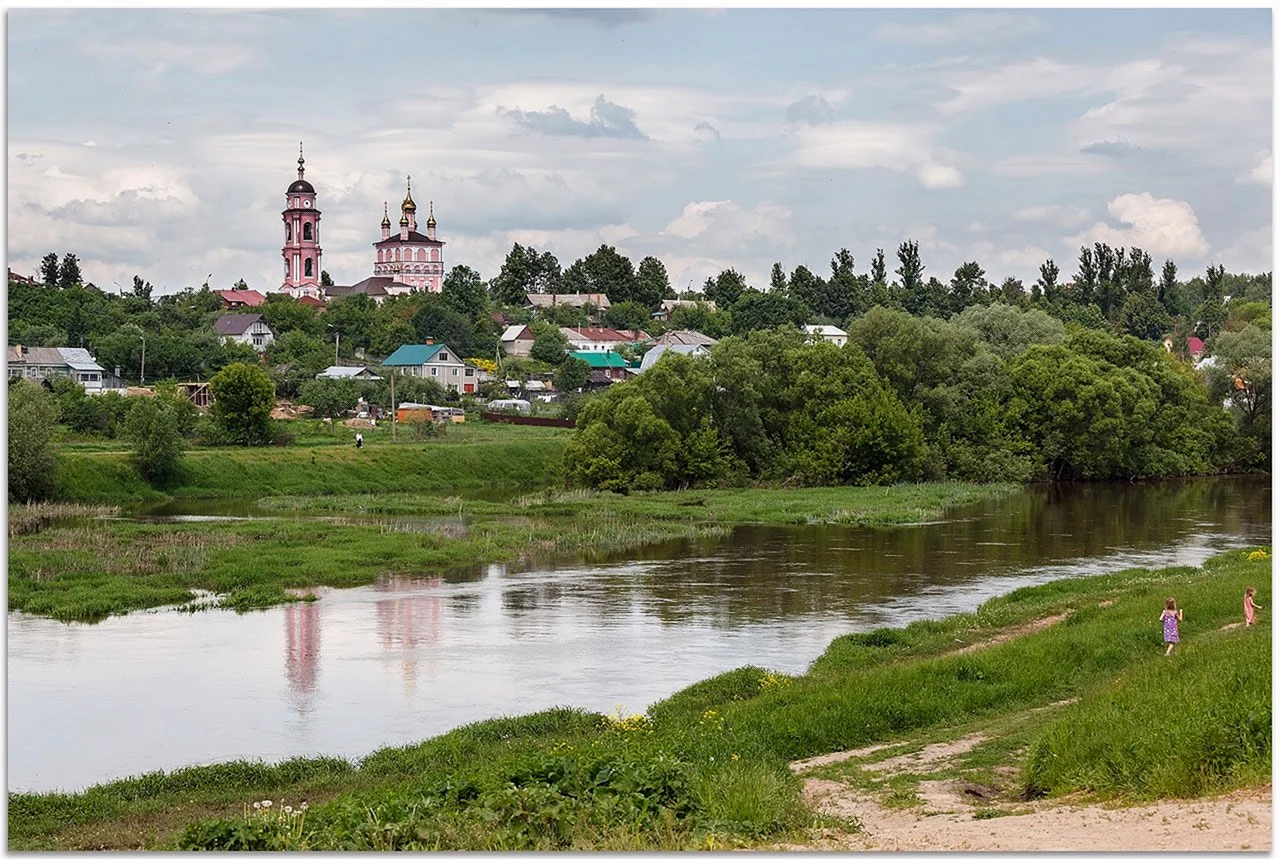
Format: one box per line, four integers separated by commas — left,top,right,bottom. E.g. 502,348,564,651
1161,598,1183,656
1244,587,1263,627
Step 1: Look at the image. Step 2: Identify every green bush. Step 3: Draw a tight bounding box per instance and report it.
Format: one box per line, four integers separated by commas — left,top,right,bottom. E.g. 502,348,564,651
9,380,59,502
210,362,276,446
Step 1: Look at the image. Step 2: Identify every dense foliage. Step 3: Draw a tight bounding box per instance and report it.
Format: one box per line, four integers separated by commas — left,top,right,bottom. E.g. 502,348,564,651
569,310,1251,490
209,363,277,446
8,381,60,502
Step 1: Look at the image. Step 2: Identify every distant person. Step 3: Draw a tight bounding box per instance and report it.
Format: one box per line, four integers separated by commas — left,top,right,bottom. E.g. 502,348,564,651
1244,587,1263,627
1161,597,1183,656
355,432,364,449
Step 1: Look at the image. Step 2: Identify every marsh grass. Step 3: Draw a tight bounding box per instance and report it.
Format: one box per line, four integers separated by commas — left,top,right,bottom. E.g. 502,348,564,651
8,549,1270,851
8,515,727,621
8,502,120,537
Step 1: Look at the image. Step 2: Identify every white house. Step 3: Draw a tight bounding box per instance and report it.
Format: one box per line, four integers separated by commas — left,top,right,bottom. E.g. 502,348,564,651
215,313,275,352
7,345,112,393
558,326,647,353
383,341,483,395
804,324,848,347
500,324,537,357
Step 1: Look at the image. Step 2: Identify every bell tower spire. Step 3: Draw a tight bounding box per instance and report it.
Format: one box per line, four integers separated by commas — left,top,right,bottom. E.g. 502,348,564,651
281,143,322,300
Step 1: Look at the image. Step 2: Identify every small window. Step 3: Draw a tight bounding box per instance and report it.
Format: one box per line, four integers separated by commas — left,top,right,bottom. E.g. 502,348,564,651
430,367,437,376
286,223,292,241
253,335,264,346
465,368,474,377
304,258,313,277
440,352,449,361
451,368,458,376
303,223,313,241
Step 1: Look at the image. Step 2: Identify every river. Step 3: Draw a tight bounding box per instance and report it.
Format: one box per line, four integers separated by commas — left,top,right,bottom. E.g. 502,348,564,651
7,477,1270,794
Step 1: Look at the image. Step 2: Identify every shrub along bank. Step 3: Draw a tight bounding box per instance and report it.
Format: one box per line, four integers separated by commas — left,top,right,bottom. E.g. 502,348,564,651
8,548,1270,850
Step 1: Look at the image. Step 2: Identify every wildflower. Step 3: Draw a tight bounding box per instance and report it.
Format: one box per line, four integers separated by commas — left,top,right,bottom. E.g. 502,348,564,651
731,753,740,761
252,802,262,810
300,802,309,811
284,806,293,814
261,800,273,809
1248,550,1269,562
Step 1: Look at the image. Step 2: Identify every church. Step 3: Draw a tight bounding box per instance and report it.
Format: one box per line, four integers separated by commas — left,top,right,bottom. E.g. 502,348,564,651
278,146,446,304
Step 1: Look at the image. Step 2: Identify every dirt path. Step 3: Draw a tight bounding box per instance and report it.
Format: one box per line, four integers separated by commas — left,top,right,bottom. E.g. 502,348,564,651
786,779,1271,851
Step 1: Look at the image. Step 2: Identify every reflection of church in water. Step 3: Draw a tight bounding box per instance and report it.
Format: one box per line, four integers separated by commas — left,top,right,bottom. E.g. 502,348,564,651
375,575,443,695
284,599,321,714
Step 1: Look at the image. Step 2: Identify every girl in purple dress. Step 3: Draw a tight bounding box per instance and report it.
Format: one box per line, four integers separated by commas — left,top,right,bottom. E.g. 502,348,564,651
1161,597,1183,656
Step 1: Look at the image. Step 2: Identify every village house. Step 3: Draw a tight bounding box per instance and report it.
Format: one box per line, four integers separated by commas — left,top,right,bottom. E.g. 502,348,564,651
215,313,275,352
316,365,382,381
559,326,648,353
1163,336,1206,362
638,343,710,372
653,329,718,347
525,292,612,313
383,341,484,394
500,324,537,357
804,324,849,347
651,298,717,322
570,350,632,382
216,286,266,310
7,345,120,394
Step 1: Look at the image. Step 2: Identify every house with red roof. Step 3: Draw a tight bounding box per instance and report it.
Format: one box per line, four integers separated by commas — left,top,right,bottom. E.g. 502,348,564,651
558,326,649,353
217,288,266,309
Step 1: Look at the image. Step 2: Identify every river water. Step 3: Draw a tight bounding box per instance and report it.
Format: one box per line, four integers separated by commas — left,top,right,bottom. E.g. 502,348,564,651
7,477,1270,793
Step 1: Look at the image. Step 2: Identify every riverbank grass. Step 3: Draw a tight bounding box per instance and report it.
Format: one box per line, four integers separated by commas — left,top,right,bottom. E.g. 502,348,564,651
9,482,1013,623
8,548,1269,850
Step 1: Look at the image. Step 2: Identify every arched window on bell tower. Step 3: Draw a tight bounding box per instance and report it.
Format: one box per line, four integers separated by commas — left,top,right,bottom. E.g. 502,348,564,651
303,223,313,241
304,258,314,278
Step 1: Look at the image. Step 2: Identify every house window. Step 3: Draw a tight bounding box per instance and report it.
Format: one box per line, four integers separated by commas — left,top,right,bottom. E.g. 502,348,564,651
451,368,458,376
253,335,264,346
440,352,449,361
430,367,437,376
465,368,474,377
8,367,22,378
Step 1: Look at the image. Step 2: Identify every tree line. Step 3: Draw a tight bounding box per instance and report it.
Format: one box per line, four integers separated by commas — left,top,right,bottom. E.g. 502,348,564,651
567,306,1267,491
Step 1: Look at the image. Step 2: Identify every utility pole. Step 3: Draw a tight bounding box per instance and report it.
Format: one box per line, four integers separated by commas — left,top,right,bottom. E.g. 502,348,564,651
390,370,397,442
334,331,340,367
140,335,147,386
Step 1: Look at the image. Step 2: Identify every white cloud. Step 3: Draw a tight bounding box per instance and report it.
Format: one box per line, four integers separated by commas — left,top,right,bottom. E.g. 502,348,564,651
875,12,1045,46
1245,151,1272,187
1068,193,1210,259
917,161,964,189
1216,226,1273,274
787,121,963,189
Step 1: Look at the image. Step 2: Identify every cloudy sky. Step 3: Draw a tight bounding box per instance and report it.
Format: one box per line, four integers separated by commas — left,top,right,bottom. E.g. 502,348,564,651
7,7,1273,297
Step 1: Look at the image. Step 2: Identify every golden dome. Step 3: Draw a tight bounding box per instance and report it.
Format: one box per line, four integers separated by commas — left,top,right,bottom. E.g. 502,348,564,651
426,200,436,228
402,175,417,212
381,202,391,228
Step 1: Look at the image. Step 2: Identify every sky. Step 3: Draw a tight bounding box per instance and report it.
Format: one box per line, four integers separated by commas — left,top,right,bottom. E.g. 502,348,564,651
6,7,1274,297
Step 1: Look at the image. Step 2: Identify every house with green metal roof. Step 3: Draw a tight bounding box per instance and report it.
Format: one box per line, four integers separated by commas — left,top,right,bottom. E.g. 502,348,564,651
383,341,483,394
569,350,635,385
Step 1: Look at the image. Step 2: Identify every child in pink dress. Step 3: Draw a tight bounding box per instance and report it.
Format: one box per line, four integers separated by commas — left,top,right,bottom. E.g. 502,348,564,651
1161,598,1183,656
1244,587,1263,627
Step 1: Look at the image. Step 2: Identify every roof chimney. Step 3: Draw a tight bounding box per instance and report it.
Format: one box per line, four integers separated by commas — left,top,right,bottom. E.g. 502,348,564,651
425,339,434,345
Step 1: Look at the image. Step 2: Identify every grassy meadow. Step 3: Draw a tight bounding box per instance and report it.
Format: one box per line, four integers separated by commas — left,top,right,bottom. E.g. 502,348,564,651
8,548,1270,850
51,422,574,502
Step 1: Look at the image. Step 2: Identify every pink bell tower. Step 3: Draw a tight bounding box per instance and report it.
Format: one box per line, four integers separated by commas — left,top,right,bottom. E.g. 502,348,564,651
281,143,323,300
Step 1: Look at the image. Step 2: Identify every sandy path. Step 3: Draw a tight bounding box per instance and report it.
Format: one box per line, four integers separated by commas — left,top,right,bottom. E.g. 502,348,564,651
785,779,1271,851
